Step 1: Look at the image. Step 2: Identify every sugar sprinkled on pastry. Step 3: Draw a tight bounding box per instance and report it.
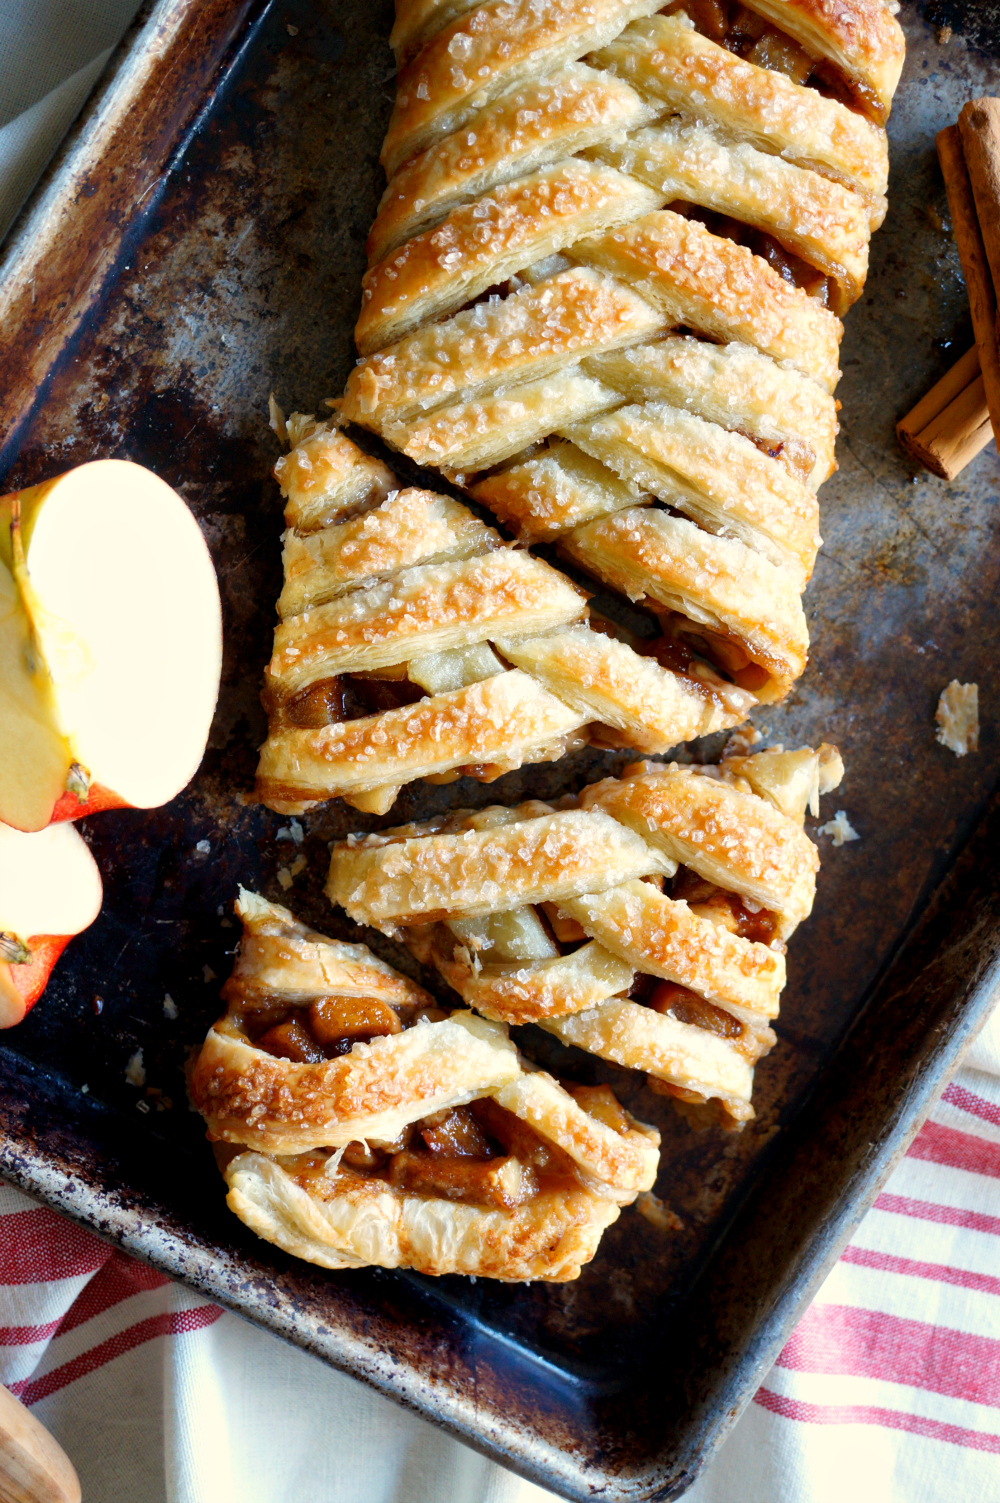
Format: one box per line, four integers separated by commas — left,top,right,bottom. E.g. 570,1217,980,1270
257,4,904,815
190,889,662,1281
256,428,752,816
332,0,903,770
327,742,843,1131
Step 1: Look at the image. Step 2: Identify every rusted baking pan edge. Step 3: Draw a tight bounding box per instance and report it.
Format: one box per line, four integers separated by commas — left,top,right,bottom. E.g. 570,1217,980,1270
0,0,268,467
0,779,995,1503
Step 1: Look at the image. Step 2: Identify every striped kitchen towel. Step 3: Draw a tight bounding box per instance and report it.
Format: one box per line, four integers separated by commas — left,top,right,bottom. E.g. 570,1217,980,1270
2,1032,999,1502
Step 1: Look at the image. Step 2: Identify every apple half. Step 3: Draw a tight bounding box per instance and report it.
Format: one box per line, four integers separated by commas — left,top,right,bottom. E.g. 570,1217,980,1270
0,821,103,1026
0,459,222,831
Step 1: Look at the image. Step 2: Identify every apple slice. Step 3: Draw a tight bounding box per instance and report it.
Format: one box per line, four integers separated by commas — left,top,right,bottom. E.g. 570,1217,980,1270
0,821,103,1026
0,459,222,831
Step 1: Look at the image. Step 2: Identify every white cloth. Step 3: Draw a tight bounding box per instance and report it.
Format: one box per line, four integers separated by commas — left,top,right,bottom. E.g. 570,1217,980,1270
6,7,1000,1501
0,0,142,245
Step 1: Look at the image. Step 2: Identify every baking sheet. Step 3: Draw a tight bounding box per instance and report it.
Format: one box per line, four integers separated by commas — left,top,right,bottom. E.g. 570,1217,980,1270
0,1,998,1496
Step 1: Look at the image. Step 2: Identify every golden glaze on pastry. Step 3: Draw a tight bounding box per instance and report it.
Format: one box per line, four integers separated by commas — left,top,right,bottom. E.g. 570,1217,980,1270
256,427,751,816
327,744,843,1128
192,891,661,1281
333,0,903,754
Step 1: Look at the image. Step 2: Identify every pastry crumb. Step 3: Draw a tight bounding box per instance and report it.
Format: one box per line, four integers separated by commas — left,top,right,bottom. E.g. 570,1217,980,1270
936,680,979,756
163,994,178,1020
277,854,307,889
817,810,859,846
636,1191,682,1233
268,393,287,445
276,818,305,844
195,839,210,855
203,966,217,983
125,1049,145,1087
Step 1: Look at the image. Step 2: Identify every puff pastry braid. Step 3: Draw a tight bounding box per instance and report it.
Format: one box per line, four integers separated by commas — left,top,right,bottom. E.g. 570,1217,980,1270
191,890,660,1281
335,0,903,724
327,742,843,1129
257,422,753,816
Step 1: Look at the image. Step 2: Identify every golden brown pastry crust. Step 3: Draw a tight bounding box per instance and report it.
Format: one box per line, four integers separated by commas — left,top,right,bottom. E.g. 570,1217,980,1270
563,403,821,583
744,0,905,123
562,509,809,706
340,0,903,759
327,747,839,1124
266,549,587,694
368,65,655,263
196,892,663,1281
257,669,588,811
380,0,664,176
592,15,889,211
330,807,670,930
582,337,838,492
258,429,753,818
277,488,498,618
580,763,819,931
576,211,842,393
225,1152,622,1281
357,162,663,356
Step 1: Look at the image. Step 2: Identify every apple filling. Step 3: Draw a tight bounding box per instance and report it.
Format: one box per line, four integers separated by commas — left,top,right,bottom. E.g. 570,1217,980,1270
287,1085,632,1211
669,864,781,947
218,991,447,1063
637,610,772,697
267,670,428,731
582,606,764,721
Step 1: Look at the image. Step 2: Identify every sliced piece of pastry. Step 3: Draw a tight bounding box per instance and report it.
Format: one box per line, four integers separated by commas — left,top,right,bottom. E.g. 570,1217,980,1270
192,890,661,1281
336,0,904,731
327,743,844,1129
256,424,753,816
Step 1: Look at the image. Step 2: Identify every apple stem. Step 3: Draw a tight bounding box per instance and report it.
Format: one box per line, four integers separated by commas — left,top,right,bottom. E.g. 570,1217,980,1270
65,763,91,802
0,934,32,967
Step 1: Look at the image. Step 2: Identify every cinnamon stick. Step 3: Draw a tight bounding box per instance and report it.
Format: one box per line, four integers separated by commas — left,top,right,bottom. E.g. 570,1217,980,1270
959,99,1000,333
936,123,1000,444
897,344,993,479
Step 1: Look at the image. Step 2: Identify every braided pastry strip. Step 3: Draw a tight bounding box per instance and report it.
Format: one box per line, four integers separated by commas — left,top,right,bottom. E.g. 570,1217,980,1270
339,0,903,719
257,424,752,815
327,742,843,1128
190,890,661,1281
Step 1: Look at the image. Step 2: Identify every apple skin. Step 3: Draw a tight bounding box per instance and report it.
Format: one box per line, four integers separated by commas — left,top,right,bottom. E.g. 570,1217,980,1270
0,937,72,1026
0,820,103,1026
49,784,129,824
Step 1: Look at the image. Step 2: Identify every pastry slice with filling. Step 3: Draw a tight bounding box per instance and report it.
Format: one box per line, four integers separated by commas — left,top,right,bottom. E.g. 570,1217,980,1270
327,742,843,1129
190,890,660,1281
256,421,753,818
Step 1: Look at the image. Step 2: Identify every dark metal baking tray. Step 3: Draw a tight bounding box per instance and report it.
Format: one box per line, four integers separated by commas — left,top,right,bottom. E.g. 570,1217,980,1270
1,1,999,1497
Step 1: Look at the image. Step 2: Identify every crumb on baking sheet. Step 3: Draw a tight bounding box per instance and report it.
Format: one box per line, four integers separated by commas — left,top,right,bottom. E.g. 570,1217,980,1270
125,1049,145,1087
936,680,979,756
163,994,178,1020
636,1191,683,1233
817,810,859,846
